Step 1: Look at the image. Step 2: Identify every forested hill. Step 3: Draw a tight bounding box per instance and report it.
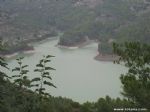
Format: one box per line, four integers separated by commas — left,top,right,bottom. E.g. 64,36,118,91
0,0,150,54
58,0,150,46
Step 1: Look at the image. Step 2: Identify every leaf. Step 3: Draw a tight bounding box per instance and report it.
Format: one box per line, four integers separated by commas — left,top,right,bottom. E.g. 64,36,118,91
43,76,52,80
31,78,41,82
12,67,20,72
21,70,29,75
43,81,56,88
46,55,55,58
40,59,44,64
39,88,46,91
44,60,51,63
43,72,50,75
34,69,42,72
0,62,8,69
36,63,44,67
11,75,21,78
22,65,28,69
45,67,56,70
18,62,22,65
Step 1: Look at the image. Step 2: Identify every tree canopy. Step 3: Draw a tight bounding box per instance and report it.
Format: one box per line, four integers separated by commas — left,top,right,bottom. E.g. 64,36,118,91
113,42,150,109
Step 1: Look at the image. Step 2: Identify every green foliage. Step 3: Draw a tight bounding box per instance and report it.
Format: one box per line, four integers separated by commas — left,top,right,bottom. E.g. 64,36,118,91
32,55,56,98
0,53,60,112
53,0,150,55
58,0,144,47
115,12,150,43
0,43,9,112
80,96,135,112
0,74,7,110
95,96,135,112
1,0,150,54
113,42,150,109
12,57,30,88
81,102,95,112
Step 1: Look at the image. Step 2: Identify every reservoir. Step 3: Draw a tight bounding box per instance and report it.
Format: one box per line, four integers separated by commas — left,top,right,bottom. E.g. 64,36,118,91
7,38,127,103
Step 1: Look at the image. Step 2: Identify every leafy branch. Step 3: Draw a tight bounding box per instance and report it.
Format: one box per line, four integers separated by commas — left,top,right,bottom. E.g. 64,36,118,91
12,57,30,89
31,55,56,98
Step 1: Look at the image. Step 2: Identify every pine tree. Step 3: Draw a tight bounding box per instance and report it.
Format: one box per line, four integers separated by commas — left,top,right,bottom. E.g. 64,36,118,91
113,42,150,110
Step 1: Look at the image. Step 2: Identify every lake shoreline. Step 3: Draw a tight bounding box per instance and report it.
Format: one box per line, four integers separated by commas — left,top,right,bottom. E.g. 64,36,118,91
0,35,58,58
57,40,118,62
94,54,119,62
2,37,119,62
7,39,124,102
56,39,97,49
0,45,34,56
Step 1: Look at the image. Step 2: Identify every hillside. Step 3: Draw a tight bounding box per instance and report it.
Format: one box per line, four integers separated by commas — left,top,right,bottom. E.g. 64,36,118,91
57,0,150,56
58,0,150,46
0,0,150,55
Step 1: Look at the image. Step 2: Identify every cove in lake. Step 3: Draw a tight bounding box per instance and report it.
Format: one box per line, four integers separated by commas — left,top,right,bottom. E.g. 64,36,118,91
7,38,127,103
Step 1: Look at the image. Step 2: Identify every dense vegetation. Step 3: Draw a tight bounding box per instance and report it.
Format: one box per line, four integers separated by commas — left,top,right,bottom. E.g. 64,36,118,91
113,42,150,109
1,0,150,54
58,0,150,48
0,41,150,112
